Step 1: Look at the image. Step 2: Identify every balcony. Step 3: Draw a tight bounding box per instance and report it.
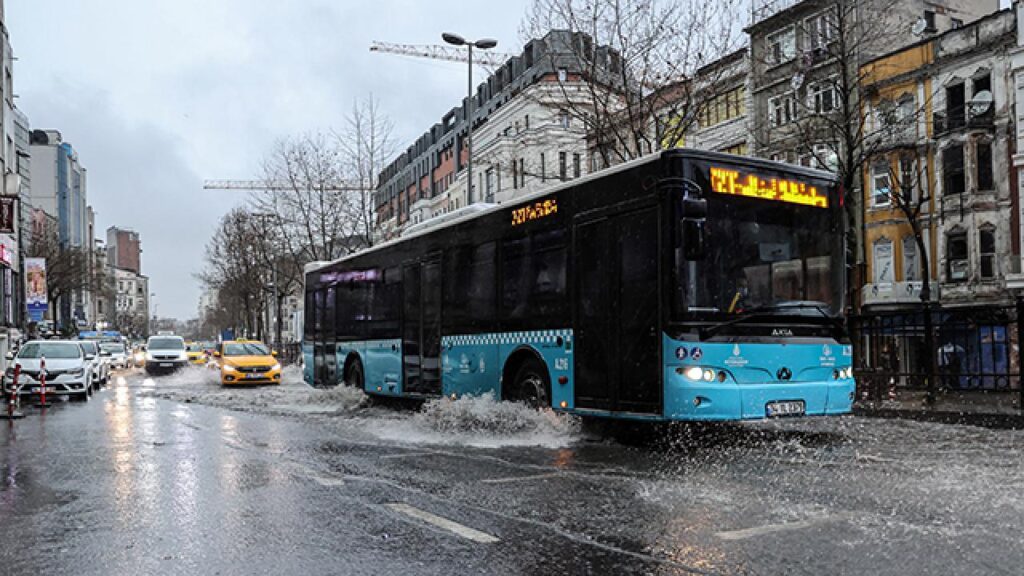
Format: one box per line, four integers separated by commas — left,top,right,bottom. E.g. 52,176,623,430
862,281,937,307
934,110,994,135
751,0,803,25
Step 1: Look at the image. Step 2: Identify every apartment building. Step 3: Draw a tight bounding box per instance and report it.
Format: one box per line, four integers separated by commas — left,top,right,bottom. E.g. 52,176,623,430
375,30,616,239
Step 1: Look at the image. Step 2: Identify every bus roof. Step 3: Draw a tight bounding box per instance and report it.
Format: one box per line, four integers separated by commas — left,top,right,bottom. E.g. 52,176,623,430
305,148,837,276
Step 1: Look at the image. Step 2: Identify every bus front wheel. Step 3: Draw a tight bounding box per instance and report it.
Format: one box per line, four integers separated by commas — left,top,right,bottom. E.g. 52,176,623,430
512,358,551,410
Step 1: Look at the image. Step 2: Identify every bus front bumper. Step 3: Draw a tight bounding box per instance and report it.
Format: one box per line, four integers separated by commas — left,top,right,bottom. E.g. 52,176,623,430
664,378,855,421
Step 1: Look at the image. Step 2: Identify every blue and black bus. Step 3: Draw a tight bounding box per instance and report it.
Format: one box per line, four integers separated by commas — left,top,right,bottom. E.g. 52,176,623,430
303,149,854,421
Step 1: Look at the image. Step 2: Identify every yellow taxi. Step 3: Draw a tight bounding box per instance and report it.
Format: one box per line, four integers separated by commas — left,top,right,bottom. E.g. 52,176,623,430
185,342,208,365
214,340,282,386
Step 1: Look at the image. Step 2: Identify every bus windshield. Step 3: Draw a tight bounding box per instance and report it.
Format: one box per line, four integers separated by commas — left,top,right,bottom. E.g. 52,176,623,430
678,163,842,318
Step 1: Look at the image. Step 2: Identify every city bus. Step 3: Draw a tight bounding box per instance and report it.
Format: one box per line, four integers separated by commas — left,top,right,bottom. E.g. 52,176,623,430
302,149,854,421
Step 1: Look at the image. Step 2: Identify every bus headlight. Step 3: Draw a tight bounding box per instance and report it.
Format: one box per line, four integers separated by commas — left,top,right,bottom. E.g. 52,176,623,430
684,366,703,381
702,369,715,382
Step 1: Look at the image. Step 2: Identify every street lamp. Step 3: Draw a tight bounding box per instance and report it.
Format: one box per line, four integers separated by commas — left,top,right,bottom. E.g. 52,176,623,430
442,32,497,205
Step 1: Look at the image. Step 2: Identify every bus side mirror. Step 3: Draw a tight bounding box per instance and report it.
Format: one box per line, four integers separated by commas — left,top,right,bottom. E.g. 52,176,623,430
682,219,706,261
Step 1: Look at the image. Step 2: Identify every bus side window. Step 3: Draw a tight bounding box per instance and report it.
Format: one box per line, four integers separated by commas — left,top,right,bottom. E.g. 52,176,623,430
502,231,566,321
444,242,496,330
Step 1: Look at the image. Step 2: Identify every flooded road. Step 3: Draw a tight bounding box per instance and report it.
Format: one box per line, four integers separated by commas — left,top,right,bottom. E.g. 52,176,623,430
1,368,1022,575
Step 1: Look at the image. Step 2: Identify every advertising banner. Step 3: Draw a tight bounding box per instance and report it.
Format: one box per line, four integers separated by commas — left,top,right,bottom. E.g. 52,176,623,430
25,257,48,322
0,197,15,234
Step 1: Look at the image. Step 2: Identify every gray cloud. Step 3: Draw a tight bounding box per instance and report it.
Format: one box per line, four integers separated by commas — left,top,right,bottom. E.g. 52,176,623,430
8,0,530,318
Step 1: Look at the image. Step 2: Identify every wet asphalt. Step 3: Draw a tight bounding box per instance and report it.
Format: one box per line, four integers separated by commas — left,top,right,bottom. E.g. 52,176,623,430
1,369,1023,576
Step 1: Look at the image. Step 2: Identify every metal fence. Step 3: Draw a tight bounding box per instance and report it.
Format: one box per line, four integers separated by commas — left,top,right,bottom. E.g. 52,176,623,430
850,299,1023,415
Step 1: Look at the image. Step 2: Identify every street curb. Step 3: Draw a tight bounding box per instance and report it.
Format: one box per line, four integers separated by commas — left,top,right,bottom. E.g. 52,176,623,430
853,406,1024,430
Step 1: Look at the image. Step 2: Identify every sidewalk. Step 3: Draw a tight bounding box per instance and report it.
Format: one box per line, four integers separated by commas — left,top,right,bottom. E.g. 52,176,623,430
855,388,1024,429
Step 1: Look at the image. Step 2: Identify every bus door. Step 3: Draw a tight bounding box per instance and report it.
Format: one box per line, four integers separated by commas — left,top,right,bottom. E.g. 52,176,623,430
402,256,442,395
324,285,338,386
313,287,327,386
574,206,661,414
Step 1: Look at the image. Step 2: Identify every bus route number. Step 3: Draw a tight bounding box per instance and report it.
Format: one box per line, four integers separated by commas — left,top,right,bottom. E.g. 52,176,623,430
511,199,558,226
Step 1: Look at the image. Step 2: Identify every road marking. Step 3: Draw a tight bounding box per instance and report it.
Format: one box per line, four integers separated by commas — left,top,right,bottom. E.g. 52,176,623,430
310,475,346,487
715,517,833,541
480,472,563,484
379,451,436,460
386,503,500,544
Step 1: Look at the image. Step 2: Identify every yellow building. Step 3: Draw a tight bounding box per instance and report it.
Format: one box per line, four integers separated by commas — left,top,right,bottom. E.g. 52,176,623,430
859,41,939,310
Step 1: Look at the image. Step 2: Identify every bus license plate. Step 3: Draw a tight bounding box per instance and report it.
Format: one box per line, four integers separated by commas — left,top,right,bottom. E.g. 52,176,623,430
766,401,805,417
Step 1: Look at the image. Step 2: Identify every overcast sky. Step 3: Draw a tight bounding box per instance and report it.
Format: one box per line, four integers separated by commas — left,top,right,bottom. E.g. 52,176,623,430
7,0,529,319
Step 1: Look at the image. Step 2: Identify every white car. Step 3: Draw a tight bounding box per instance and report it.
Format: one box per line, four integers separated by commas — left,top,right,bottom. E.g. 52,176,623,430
144,335,188,374
78,340,110,389
100,341,130,370
3,340,94,400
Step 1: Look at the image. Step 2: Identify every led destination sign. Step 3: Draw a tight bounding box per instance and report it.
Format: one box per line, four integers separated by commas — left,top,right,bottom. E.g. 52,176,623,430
511,198,558,226
710,166,828,208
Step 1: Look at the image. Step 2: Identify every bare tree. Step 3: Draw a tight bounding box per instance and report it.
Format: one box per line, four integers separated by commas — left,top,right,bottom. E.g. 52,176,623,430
520,0,746,167
337,94,397,249
26,215,93,324
750,0,922,306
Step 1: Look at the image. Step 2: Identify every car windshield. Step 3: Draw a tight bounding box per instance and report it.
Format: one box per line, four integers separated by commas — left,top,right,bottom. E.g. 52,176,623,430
18,342,82,359
149,337,185,350
80,341,98,354
100,342,125,354
186,343,205,352
223,343,270,356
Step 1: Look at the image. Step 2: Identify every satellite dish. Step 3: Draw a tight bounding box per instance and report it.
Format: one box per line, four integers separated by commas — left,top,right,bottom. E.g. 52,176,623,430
968,90,993,116
791,73,805,91
911,18,927,36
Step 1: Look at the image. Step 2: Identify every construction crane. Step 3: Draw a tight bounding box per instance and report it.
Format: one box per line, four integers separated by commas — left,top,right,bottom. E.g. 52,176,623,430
369,40,514,70
203,180,372,192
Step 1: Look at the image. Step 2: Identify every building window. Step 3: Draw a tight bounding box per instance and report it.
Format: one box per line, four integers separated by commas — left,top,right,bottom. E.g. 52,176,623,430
871,162,891,207
766,27,796,65
572,153,581,179
804,11,834,51
902,236,919,282
945,83,965,129
979,228,996,279
951,18,963,29
946,232,968,282
808,80,838,114
558,109,570,128
557,68,567,82
559,152,567,181
512,158,519,189
485,167,495,200
976,141,993,191
699,86,745,128
942,145,965,195
873,239,893,285
518,158,525,186
722,143,748,156
899,153,916,204
769,93,797,127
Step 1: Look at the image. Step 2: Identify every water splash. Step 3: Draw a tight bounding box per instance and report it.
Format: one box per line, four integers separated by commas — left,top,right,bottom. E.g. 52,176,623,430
366,394,581,449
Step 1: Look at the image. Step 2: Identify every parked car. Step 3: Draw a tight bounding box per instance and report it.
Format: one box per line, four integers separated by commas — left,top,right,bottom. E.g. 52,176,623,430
144,335,188,374
78,340,110,389
214,339,282,386
2,340,94,400
100,340,130,370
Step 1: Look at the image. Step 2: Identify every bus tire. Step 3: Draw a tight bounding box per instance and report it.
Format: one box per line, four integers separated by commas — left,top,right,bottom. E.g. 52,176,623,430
512,357,551,410
344,357,364,389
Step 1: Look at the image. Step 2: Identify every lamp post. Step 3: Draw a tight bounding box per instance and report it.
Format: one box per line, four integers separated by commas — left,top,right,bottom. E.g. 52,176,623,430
442,32,497,206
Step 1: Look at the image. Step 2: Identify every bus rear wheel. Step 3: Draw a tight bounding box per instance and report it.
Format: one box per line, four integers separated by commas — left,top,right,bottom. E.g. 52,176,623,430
512,358,551,410
344,359,364,389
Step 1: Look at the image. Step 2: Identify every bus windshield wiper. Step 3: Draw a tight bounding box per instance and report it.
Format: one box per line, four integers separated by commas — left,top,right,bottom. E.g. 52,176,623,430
699,302,840,340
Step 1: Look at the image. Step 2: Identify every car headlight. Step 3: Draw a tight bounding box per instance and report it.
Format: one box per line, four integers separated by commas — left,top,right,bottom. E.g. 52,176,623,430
222,364,237,372
271,363,281,372
145,353,154,361
70,368,85,377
